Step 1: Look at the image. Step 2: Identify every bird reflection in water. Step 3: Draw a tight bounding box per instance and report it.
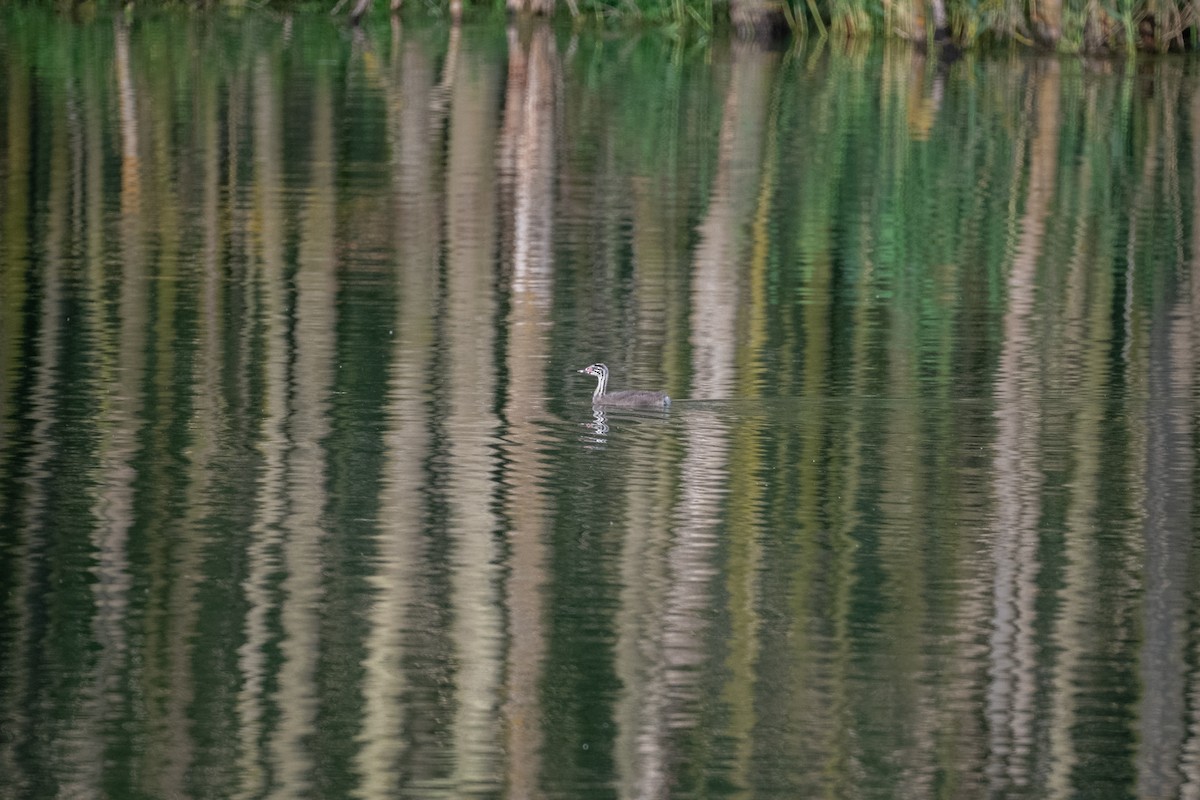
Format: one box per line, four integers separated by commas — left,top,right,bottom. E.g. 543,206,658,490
583,404,610,445
576,363,673,447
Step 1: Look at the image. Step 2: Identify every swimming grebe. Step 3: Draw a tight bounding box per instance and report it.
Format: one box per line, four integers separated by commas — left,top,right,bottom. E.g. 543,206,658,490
578,364,670,408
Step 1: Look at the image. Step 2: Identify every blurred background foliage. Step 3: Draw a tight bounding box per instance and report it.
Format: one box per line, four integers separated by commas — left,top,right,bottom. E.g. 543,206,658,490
9,0,1199,52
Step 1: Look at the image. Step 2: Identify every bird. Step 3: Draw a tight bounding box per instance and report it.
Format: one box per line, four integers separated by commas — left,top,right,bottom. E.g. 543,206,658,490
577,363,671,408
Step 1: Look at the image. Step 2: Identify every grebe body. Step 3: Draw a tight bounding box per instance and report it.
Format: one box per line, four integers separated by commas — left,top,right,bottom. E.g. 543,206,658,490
578,364,670,408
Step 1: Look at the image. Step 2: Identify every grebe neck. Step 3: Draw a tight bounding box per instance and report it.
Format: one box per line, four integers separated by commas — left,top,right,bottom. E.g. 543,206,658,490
592,365,609,399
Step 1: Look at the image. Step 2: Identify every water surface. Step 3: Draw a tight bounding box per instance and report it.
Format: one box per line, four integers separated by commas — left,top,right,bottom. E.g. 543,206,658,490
2,9,1200,799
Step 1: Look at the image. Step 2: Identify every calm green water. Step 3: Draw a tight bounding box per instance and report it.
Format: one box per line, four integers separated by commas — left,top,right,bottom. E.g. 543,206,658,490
2,8,1200,798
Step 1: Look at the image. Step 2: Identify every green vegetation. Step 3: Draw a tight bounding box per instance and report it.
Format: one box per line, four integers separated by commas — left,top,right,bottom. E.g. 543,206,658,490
7,0,1197,50
564,0,1198,51
565,0,1194,51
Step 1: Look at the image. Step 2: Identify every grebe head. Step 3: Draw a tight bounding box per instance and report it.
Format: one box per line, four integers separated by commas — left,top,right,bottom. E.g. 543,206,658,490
578,363,609,379
578,363,610,398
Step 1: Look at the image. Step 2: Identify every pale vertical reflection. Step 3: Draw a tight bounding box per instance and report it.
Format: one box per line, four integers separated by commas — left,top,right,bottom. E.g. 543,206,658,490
721,47,780,797
353,28,438,799
497,20,556,800
269,65,336,800
52,84,104,799
903,50,945,142
140,51,188,800
1182,83,1200,800
236,55,288,800
614,484,672,800
876,248,932,795
613,57,689,794
0,46,31,452
627,183,685,390
614,131,684,796
988,61,1059,792
1136,73,1191,798
880,57,972,795
74,18,144,798
819,57,871,794
164,66,224,800
35,89,68,796
766,50,844,792
443,31,504,796
1044,78,1108,798
34,95,87,797
0,79,31,764
765,48,840,783
689,40,773,402
657,40,774,781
